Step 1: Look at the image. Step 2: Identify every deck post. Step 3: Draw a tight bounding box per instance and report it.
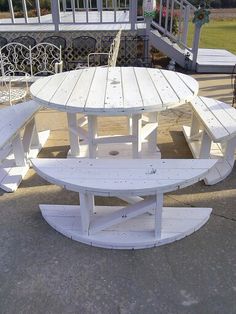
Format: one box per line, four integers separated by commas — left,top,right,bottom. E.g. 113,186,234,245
97,0,102,13
130,0,137,31
182,4,191,45
191,24,201,71
51,0,60,32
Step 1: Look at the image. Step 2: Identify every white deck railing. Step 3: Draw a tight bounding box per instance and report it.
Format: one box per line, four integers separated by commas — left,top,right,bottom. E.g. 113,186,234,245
1,0,140,30
151,0,196,52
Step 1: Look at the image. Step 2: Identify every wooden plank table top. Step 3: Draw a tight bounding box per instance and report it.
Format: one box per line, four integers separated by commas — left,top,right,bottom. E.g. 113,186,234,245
30,67,199,115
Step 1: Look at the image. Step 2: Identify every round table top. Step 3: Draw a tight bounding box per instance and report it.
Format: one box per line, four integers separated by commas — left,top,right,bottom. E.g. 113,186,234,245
30,67,199,115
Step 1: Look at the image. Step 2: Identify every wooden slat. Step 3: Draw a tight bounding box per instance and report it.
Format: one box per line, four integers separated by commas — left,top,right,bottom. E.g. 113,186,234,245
32,73,69,108
147,68,179,108
90,196,156,234
67,68,96,111
176,72,199,95
121,67,143,111
134,67,163,110
30,67,199,115
50,71,83,107
0,101,40,149
192,97,236,142
85,67,108,110
103,67,124,111
39,204,212,249
162,70,194,103
31,158,217,196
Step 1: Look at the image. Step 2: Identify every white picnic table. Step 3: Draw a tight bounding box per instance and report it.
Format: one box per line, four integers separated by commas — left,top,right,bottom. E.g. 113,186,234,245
30,67,199,159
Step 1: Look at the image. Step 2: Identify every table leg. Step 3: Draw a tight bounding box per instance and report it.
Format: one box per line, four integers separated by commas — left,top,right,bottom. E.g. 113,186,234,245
199,130,211,158
67,112,80,157
155,193,163,239
79,192,92,235
87,115,98,158
147,112,158,153
132,114,142,158
12,133,26,166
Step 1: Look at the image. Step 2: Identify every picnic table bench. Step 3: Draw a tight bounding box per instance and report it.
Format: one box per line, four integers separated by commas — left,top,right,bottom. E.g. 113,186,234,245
0,100,50,192
183,96,236,185
32,158,216,249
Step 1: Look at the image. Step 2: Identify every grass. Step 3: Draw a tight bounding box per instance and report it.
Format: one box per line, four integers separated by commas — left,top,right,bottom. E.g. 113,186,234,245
187,19,236,55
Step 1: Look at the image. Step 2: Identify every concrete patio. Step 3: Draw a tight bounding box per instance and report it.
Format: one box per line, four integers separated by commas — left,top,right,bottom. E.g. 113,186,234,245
0,73,236,313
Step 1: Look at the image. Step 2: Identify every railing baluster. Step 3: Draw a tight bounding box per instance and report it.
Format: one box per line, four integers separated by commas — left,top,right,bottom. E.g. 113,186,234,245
97,0,102,22
130,0,137,30
8,0,15,23
159,0,163,28
178,0,184,41
51,0,60,31
71,0,76,23
114,0,117,23
22,0,28,24
35,0,41,23
182,4,190,45
170,0,175,35
62,0,66,12
86,0,89,23
164,0,170,34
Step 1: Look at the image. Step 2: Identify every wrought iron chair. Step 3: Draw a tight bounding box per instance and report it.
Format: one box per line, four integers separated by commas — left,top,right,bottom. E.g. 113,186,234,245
11,36,36,47
41,36,66,49
87,30,122,67
66,36,97,70
31,43,63,76
0,36,7,48
0,42,63,105
0,43,30,105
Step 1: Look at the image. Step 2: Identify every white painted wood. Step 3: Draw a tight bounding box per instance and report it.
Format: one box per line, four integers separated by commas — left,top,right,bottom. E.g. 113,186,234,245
183,96,236,184
79,192,91,234
87,115,98,158
12,134,26,167
0,130,49,192
155,193,163,239
89,196,156,235
191,97,236,142
183,124,236,185
67,113,80,157
0,101,40,149
199,130,211,158
190,113,201,138
0,100,50,192
31,67,198,159
68,141,161,160
30,67,198,115
31,158,217,196
132,114,142,158
39,205,212,249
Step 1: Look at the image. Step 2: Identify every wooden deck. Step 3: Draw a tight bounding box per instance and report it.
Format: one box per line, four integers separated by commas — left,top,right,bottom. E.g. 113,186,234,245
196,49,236,73
0,10,145,32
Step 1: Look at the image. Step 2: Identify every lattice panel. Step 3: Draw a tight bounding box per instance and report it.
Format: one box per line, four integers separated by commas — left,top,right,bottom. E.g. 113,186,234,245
0,31,148,70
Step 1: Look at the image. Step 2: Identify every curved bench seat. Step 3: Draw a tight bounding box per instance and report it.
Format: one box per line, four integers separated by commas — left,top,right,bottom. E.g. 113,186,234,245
0,101,50,192
183,96,236,185
32,158,216,249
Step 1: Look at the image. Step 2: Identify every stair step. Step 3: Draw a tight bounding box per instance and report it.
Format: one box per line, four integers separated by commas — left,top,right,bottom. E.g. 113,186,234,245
149,30,187,68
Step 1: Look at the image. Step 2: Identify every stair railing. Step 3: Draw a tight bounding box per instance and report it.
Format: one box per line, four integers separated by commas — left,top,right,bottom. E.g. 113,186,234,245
151,0,196,55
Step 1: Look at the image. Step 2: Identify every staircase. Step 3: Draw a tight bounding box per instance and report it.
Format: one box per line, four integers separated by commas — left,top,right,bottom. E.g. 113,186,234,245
148,0,236,73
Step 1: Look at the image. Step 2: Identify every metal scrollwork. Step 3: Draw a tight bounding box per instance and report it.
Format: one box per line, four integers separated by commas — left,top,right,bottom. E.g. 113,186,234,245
31,43,61,76
0,42,61,77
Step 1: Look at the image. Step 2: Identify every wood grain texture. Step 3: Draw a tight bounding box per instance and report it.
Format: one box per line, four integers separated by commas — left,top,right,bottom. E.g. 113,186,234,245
30,67,199,115
31,158,217,196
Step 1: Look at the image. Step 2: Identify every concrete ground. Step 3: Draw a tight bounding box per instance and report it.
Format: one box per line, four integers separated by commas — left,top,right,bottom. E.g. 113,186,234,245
0,73,236,314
